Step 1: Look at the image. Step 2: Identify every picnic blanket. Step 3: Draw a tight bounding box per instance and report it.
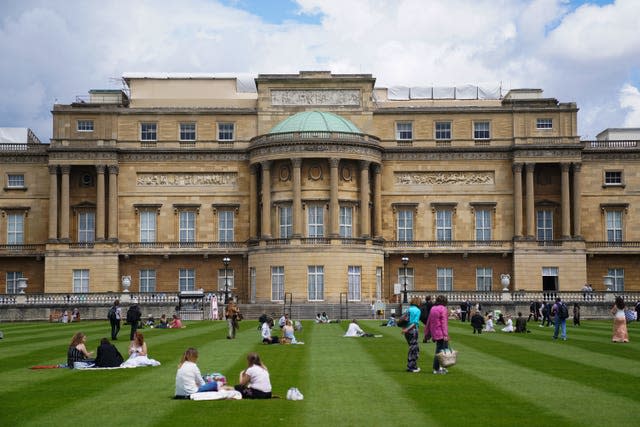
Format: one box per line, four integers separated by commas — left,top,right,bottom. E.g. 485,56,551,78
190,390,242,401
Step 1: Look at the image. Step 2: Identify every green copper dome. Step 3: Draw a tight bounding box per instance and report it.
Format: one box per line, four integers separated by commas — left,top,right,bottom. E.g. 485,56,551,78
269,111,361,134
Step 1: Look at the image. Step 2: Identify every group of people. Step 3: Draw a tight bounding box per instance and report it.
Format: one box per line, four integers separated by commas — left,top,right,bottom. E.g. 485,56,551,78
258,313,303,344
66,331,160,369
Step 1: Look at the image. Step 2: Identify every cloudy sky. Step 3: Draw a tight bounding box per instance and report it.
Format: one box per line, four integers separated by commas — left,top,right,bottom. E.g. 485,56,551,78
1,0,639,141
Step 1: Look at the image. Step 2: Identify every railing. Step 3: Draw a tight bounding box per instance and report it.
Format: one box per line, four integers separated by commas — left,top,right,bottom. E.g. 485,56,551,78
0,244,46,254
251,131,380,145
515,137,580,145
402,290,640,304
0,143,47,152
586,241,640,248
300,238,331,245
123,241,247,250
385,240,511,249
583,140,639,149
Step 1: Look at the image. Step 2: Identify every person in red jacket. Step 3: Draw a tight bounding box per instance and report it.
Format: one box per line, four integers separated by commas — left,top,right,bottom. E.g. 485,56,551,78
425,294,450,374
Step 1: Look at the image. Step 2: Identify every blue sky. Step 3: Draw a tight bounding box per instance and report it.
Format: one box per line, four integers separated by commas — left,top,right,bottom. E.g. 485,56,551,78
0,0,638,141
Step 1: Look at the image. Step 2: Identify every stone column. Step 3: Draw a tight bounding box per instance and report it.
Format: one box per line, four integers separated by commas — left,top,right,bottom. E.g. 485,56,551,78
359,161,371,238
96,165,106,241
572,163,582,238
249,165,258,239
108,165,119,241
292,158,302,238
329,158,340,237
561,163,571,239
512,163,523,239
525,163,535,238
60,165,70,241
373,164,383,239
48,165,58,241
261,161,272,239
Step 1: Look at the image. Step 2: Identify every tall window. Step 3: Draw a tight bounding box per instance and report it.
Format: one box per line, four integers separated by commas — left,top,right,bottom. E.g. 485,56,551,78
218,268,235,291
437,267,453,291
536,118,553,129
78,211,95,243
376,267,382,300
279,205,292,238
347,266,361,301
77,120,94,132
140,210,156,242
179,268,195,291
608,268,624,292
436,209,453,241
218,123,235,141
476,267,492,291
397,209,413,241
473,121,490,139
398,266,414,291
606,210,623,242
179,211,196,242
139,269,156,292
395,122,413,140
435,122,451,140
7,213,24,244
140,123,157,141
6,272,23,294
73,269,89,293
271,266,284,301
218,210,234,242
308,204,324,237
7,174,25,188
475,209,492,241
339,206,353,238
307,266,324,301
179,123,196,141
537,209,553,241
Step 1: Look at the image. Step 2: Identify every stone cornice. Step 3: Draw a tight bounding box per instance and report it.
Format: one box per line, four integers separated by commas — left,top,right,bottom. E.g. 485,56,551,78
120,152,248,162
384,150,511,161
250,141,382,163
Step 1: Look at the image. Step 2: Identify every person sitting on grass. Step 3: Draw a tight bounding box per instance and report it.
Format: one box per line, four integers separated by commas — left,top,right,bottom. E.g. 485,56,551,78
144,314,155,328
169,314,183,329
502,315,514,332
281,319,302,344
67,332,94,369
483,314,495,332
515,312,529,333
157,314,169,329
320,312,330,323
344,319,373,337
382,313,397,327
120,332,161,367
234,352,272,399
175,347,219,398
261,318,279,344
95,337,124,367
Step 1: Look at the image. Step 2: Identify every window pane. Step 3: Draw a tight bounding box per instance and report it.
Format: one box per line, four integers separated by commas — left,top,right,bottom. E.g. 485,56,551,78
475,209,492,241
139,269,156,292
140,210,156,242
348,265,361,301
397,209,413,241
271,266,284,301
179,268,195,291
140,123,157,141
78,212,95,242
179,211,195,242
7,174,25,187
307,265,324,301
606,211,622,242
339,206,352,238
6,271,23,294
536,210,553,240
474,121,490,139
77,120,94,131
608,268,624,292
436,210,452,241
396,122,413,140
279,206,292,238
219,210,234,242
217,268,235,291
7,213,24,244
476,267,492,291
308,205,324,237
536,118,552,129
218,123,235,141
179,123,196,141
435,122,451,140
437,267,453,291
73,269,89,293
398,267,414,291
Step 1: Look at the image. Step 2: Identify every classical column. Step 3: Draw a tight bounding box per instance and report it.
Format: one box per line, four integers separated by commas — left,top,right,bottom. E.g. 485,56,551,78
249,165,258,239
292,158,302,238
60,165,70,241
512,163,523,239
260,161,272,239
561,163,571,239
359,161,371,238
107,165,119,241
572,163,582,238
525,163,535,238
48,165,58,241
96,165,106,241
329,158,340,237
373,164,383,239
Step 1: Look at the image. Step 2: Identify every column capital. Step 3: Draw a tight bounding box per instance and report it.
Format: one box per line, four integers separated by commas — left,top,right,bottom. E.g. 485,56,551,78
108,165,119,175
359,160,370,170
512,163,523,173
60,165,71,174
560,163,570,172
525,163,535,173
572,162,582,172
372,163,382,174
261,160,272,170
96,164,106,174
329,158,340,168
48,165,59,175
291,158,302,168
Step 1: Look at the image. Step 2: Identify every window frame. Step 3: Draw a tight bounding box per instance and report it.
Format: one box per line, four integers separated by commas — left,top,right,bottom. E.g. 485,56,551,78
397,266,414,291
72,269,90,293
217,268,235,291
217,122,235,141
475,208,492,241
139,269,156,293
347,265,362,301
218,209,234,242
139,209,157,243
396,208,414,241
473,121,490,140
271,266,285,301
607,268,624,292
605,210,623,242
7,174,25,188
77,120,94,132
7,212,25,244
339,206,353,238
179,268,196,292
6,271,23,294
179,210,196,243
604,170,623,187
536,209,553,241
77,211,95,243
307,204,324,238
435,121,452,140
179,122,197,141
437,267,453,291
307,265,324,301
395,122,413,141
536,118,553,130
279,205,292,238
436,209,453,241
140,122,158,141
476,267,493,291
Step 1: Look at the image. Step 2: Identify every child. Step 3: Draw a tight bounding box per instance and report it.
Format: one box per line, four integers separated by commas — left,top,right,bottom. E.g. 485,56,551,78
175,348,219,398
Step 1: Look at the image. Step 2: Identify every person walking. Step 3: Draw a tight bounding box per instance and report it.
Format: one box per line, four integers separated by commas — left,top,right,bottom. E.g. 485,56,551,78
401,297,422,373
126,301,142,341
573,303,581,326
425,295,450,374
108,299,122,340
611,296,629,343
551,297,568,341
226,301,241,339
421,295,433,342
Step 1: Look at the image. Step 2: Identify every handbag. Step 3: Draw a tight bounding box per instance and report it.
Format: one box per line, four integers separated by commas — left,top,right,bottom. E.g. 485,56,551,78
396,312,410,328
437,348,458,367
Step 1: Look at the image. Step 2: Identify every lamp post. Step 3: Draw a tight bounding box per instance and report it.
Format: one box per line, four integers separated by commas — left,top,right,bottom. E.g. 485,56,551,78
222,256,231,305
401,256,409,304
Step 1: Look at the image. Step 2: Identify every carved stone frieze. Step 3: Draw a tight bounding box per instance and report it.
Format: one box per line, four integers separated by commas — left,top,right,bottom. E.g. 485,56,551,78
48,152,117,160
271,89,360,106
395,171,495,185
136,172,237,186
384,151,510,161
120,152,248,162
251,143,380,158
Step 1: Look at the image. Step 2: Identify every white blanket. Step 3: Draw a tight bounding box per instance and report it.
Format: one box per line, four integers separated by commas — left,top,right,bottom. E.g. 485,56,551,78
190,390,242,401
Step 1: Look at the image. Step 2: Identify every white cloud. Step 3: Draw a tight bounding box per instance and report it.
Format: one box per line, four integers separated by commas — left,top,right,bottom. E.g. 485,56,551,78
619,83,640,127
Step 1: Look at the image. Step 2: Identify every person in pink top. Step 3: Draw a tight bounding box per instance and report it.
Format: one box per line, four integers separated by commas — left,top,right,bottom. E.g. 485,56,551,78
425,294,450,374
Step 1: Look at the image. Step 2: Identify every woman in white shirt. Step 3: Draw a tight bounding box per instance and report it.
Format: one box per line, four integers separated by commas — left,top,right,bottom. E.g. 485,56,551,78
261,319,279,344
344,319,366,337
501,315,514,333
174,348,218,398
235,352,272,399
484,314,495,332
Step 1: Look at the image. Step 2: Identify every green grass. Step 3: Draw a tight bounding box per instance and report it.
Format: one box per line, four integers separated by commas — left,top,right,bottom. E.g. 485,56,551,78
0,319,638,427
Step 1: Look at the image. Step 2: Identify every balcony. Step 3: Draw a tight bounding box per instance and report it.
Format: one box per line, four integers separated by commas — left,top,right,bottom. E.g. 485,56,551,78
0,244,46,257
583,140,639,150
120,241,247,256
384,240,512,254
514,136,580,146
586,241,640,254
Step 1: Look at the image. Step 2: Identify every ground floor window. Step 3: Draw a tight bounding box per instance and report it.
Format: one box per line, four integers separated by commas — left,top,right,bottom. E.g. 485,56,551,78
218,268,234,291
308,266,324,301
437,267,453,291
347,266,361,301
73,269,89,293
271,266,284,301
476,267,492,291
139,269,156,292
179,268,195,291
5,271,23,294
608,268,624,291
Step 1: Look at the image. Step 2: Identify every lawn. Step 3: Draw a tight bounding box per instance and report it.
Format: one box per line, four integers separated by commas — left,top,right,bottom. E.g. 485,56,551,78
0,317,637,427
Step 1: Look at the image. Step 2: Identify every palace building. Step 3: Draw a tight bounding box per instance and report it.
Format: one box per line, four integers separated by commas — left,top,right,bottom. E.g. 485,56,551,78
1,71,639,303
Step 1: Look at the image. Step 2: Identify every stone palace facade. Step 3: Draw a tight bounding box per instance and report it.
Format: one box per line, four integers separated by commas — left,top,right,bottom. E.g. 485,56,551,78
1,71,639,303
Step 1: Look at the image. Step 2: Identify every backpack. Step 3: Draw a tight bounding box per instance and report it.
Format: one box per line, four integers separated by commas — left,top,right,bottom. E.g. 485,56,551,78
107,306,117,321
126,305,141,324
558,303,569,319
